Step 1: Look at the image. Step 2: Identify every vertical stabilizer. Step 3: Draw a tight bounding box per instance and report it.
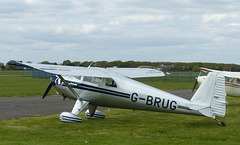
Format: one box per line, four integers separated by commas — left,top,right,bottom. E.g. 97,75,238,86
188,72,226,118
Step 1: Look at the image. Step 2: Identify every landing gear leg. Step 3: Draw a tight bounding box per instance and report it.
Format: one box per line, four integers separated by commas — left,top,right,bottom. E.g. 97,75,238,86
215,119,226,126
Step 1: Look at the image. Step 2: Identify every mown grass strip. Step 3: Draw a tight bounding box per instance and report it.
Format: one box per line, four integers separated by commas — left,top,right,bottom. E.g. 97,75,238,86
0,76,56,97
0,70,22,75
0,97,239,145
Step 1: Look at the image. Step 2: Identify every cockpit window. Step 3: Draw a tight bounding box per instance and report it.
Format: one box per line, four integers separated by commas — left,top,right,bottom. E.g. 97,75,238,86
225,77,233,83
83,77,103,85
237,79,240,84
82,77,117,87
199,71,208,76
74,76,82,80
105,78,117,87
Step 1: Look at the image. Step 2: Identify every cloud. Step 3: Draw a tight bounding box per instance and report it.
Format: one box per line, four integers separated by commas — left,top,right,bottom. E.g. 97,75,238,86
120,15,171,23
228,23,240,26
0,0,240,64
202,14,239,23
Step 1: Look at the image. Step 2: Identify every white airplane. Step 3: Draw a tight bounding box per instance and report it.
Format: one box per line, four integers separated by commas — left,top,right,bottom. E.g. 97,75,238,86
194,67,240,97
8,61,227,126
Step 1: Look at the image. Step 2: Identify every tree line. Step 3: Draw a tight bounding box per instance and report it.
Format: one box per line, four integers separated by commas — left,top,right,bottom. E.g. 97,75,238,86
1,60,240,72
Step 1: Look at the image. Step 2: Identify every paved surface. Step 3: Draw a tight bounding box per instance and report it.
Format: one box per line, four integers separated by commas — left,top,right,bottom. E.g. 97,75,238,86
0,90,194,120
0,95,75,120
166,89,194,100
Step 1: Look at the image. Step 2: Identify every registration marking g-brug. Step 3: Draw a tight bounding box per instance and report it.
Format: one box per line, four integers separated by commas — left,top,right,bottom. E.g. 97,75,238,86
131,93,177,111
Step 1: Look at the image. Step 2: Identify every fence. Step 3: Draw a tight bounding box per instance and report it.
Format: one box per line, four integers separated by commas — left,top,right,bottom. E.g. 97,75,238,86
136,72,199,83
22,69,52,78
22,69,199,82
165,72,199,82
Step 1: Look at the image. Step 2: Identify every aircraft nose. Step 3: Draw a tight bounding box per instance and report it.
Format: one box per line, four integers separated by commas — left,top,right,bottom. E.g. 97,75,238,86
50,75,57,85
197,76,205,85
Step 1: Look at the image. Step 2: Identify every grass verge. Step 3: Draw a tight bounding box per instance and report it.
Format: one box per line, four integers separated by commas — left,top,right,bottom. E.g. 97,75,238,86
0,96,239,144
0,70,22,75
0,76,56,97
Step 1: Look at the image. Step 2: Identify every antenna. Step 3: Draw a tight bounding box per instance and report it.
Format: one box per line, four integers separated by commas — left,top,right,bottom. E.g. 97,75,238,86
88,62,94,68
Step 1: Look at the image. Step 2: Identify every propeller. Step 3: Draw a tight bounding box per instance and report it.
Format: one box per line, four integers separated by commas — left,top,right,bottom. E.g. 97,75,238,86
192,77,198,92
42,82,55,99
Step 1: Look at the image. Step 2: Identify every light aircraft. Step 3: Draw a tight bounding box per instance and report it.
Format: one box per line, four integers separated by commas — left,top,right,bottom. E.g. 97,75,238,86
8,61,227,126
194,67,240,97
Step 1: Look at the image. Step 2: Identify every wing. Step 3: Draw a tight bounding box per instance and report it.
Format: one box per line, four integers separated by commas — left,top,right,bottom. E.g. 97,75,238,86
106,68,164,78
199,67,221,73
8,61,164,78
199,67,240,79
8,61,109,77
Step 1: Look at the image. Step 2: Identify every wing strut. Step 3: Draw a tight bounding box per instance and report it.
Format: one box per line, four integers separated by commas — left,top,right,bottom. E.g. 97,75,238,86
57,75,81,99
57,75,90,122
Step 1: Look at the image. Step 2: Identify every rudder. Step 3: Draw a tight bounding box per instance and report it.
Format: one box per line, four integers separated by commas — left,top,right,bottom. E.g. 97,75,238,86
210,74,226,117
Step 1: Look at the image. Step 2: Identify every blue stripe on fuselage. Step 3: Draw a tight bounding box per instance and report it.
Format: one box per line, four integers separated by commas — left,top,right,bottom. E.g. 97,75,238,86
58,80,131,99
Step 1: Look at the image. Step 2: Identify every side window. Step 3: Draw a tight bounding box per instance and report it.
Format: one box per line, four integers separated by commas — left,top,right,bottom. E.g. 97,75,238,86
83,76,93,82
225,77,233,83
74,76,82,80
199,71,208,76
237,79,240,84
225,77,230,82
83,77,103,85
105,78,117,87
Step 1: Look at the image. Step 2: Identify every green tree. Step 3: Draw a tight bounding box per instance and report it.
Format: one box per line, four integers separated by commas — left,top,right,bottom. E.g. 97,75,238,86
41,61,57,65
72,61,81,66
62,60,74,66
41,61,51,64
0,62,4,70
192,66,199,72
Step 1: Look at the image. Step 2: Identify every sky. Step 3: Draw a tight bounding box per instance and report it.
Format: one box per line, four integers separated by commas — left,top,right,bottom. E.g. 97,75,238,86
1,0,240,64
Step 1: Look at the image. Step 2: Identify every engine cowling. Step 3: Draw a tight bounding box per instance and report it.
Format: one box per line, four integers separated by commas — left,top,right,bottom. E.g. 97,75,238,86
59,112,82,122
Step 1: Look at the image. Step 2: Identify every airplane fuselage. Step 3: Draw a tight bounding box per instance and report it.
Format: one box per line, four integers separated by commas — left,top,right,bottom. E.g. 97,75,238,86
52,75,201,116
7,62,227,125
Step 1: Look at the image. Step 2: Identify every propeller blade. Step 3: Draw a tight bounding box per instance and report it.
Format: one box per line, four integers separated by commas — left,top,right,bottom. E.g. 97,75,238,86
192,78,198,92
42,82,54,99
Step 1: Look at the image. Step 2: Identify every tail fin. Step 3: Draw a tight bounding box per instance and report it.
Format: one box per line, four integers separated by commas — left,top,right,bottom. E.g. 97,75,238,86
188,72,226,119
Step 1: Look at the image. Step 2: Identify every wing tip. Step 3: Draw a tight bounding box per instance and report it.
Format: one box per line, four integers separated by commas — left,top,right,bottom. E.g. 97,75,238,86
7,61,33,68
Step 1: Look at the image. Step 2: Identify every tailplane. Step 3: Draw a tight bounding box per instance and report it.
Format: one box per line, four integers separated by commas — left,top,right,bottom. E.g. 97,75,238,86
188,72,226,122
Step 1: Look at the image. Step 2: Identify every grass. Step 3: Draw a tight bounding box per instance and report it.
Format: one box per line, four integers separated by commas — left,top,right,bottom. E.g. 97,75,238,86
0,76,56,97
0,96,239,144
0,70,22,75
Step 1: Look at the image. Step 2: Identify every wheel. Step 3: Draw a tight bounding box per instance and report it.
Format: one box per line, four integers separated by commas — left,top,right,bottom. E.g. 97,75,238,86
220,121,226,127
215,119,226,127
